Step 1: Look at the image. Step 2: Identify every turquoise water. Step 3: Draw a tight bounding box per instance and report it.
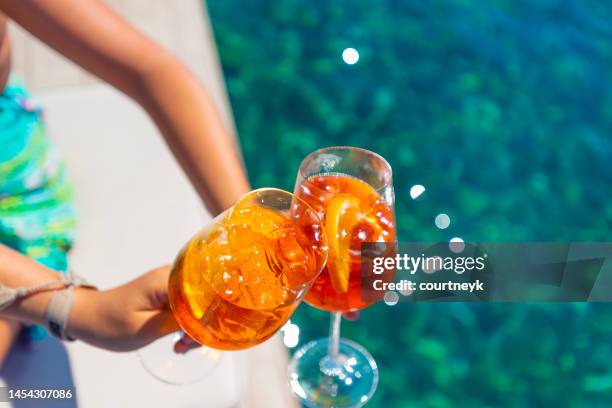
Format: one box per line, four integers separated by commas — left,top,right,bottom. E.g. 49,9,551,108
207,1,612,406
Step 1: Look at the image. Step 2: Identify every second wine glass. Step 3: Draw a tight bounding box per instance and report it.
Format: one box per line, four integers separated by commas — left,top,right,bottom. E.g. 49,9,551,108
289,147,397,408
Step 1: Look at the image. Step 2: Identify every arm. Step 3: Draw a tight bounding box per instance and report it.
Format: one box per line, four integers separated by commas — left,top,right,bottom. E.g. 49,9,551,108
0,244,177,351
0,0,250,214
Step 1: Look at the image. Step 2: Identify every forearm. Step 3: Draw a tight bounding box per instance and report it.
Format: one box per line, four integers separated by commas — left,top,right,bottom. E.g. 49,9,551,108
1,0,250,215
0,245,176,351
136,55,250,215
0,244,64,326
0,244,101,341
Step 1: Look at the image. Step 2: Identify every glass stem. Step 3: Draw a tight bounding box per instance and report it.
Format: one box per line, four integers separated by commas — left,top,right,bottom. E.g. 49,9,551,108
328,312,342,361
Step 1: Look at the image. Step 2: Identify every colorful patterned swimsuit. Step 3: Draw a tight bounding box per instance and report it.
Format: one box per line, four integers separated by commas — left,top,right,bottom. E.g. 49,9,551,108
0,77,77,339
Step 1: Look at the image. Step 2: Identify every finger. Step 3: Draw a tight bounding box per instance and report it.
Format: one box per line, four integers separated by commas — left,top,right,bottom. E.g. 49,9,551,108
137,310,179,341
173,334,201,354
343,311,360,321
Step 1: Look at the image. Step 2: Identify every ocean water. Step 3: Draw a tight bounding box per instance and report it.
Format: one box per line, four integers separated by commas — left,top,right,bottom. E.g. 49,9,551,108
208,1,612,406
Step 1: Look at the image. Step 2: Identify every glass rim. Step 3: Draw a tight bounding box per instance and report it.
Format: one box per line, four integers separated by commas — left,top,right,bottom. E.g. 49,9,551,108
229,187,320,218
297,146,393,193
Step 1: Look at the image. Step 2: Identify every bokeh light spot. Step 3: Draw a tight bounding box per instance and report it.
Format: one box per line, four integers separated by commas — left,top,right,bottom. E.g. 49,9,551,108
384,290,399,306
435,213,451,229
449,237,465,253
409,184,426,199
342,48,360,65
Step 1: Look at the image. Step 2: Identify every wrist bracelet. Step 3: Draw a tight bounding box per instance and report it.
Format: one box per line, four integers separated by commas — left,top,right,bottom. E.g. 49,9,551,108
45,286,78,341
0,271,97,341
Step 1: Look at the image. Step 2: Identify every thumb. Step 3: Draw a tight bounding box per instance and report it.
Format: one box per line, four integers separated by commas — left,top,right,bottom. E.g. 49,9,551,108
173,333,201,354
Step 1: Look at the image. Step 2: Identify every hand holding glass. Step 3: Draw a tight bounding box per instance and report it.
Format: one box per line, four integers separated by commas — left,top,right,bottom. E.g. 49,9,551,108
139,188,328,383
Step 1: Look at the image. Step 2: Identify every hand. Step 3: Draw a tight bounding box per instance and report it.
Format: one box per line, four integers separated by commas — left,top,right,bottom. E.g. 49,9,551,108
67,266,180,352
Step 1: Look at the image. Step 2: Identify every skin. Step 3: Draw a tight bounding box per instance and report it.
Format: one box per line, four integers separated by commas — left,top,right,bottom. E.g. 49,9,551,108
0,0,250,360
0,16,9,90
0,244,177,352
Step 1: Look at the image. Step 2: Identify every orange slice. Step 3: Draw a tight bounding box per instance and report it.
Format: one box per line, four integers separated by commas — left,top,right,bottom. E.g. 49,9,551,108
325,195,361,293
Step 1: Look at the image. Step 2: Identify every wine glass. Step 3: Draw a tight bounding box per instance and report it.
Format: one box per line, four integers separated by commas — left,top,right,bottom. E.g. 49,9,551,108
288,147,396,407
138,188,328,384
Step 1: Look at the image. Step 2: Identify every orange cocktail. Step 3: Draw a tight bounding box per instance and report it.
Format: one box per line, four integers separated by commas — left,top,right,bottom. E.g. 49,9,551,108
296,174,396,312
289,147,396,408
168,189,327,350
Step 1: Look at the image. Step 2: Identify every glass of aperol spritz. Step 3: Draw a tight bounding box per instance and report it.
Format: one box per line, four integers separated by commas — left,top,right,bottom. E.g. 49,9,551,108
289,147,397,408
139,188,328,384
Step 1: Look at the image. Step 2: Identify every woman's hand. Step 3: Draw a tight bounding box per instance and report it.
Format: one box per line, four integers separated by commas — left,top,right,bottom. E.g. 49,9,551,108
68,266,180,352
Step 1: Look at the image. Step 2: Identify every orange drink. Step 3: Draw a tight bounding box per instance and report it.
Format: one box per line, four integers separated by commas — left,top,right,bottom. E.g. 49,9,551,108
296,174,396,312
168,189,327,350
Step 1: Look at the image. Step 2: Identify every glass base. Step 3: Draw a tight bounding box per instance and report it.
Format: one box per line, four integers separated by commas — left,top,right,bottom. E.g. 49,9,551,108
288,338,378,408
138,332,222,385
